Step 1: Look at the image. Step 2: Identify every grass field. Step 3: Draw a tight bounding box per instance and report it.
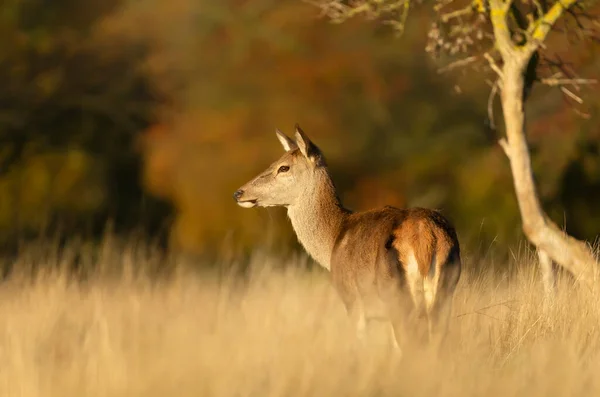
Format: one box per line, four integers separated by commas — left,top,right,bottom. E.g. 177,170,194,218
0,239,599,397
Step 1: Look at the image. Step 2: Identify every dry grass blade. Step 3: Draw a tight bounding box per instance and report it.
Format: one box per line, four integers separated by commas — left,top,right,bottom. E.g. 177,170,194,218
0,239,599,397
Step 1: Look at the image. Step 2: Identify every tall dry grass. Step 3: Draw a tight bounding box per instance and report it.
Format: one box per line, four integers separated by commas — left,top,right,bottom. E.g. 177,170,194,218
0,238,599,397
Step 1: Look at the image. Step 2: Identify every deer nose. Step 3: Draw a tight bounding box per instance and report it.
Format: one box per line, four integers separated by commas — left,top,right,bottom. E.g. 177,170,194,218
233,189,244,201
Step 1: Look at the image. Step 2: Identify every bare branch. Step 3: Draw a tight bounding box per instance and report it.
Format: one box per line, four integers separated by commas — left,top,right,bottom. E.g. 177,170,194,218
532,0,546,17
541,54,578,81
488,0,518,58
498,137,511,157
440,3,476,22
437,55,479,73
487,79,501,131
387,0,411,37
538,249,556,306
484,52,504,78
308,0,415,36
561,86,584,103
305,0,370,23
573,107,592,119
540,77,598,86
509,1,530,31
526,0,579,54
536,56,596,116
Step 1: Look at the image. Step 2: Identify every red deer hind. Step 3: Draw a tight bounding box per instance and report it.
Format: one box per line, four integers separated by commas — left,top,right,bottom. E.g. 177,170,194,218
234,125,461,352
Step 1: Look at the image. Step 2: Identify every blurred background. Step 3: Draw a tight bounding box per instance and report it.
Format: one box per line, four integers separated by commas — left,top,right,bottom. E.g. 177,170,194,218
1,0,598,264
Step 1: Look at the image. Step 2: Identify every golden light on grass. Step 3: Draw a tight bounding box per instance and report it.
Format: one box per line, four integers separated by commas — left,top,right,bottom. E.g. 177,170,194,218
0,240,598,397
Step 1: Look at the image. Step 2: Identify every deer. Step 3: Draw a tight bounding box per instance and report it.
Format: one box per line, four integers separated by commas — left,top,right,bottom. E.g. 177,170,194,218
233,124,461,353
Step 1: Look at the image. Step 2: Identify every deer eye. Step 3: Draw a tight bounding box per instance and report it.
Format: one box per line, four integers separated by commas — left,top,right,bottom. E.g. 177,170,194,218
277,165,290,174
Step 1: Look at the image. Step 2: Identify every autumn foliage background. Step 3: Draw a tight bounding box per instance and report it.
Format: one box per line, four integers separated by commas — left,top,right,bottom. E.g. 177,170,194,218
1,0,599,260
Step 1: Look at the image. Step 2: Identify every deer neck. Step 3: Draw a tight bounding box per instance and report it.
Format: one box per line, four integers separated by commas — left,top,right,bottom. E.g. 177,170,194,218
287,170,349,271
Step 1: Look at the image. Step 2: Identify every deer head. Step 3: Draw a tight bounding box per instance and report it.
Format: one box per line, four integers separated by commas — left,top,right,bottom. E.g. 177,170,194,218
233,124,326,209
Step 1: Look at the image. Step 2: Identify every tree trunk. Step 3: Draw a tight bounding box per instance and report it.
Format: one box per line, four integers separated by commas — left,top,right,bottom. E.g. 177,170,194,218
537,249,556,306
499,58,598,291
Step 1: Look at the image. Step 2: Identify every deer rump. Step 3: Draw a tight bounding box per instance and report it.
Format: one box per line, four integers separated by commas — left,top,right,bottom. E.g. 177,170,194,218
329,206,461,330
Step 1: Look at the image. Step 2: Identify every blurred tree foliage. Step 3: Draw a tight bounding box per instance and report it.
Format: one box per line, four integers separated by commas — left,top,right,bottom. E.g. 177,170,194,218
102,0,500,255
0,0,172,248
0,0,598,260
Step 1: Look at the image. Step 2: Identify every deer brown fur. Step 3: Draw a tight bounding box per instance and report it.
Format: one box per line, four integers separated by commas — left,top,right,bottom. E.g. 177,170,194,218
233,125,461,351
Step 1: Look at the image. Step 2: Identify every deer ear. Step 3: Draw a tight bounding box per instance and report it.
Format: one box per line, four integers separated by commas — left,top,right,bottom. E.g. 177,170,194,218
276,129,297,152
294,123,313,158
